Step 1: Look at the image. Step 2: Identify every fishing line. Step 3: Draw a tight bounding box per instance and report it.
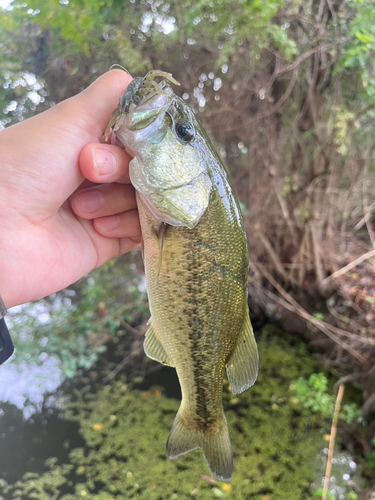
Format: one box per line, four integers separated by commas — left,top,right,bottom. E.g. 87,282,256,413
109,64,133,77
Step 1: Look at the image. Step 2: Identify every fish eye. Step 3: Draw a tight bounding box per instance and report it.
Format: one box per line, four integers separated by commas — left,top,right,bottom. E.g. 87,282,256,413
175,121,195,142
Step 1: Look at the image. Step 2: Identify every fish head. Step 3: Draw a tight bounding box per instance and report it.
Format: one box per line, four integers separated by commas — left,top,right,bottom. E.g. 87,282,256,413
108,71,212,229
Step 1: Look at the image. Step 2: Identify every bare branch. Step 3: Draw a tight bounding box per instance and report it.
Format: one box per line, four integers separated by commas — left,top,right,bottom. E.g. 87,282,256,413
275,37,352,78
322,384,345,500
255,231,289,282
322,249,375,286
254,263,367,363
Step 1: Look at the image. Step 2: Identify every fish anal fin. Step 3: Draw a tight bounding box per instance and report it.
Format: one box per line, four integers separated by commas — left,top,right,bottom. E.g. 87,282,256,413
167,407,233,481
144,322,174,367
226,310,259,395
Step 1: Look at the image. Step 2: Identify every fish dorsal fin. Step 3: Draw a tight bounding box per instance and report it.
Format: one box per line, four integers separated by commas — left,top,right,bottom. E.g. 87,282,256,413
225,309,259,395
144,321,174,367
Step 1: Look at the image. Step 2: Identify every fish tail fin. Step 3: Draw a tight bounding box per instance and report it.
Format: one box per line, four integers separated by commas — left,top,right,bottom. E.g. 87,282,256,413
166,406,233,481
201,421,233,481
166,407,200,458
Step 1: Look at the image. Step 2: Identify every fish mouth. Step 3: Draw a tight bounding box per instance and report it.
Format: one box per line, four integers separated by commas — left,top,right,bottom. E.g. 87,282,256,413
119,70,180,115
106,69,212,230
105,70,180,141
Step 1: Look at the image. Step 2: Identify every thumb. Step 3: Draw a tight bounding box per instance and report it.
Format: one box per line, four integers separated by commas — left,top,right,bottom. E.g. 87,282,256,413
0,70,132,218
66,69,132,138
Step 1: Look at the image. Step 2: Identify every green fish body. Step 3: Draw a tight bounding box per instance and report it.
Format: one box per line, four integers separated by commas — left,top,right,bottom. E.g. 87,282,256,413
106,71,258,481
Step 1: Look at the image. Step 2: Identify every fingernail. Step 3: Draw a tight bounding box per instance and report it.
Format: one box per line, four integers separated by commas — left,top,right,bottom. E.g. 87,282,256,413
96,215,119,231
94,148,117,175
75,190,104,214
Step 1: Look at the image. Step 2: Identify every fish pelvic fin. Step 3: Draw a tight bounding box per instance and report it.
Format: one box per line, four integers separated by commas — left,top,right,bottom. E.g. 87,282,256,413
166,407,233,481
226,305,259,395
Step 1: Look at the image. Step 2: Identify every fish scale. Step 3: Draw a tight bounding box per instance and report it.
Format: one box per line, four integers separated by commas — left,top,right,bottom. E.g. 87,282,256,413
106,70,259,481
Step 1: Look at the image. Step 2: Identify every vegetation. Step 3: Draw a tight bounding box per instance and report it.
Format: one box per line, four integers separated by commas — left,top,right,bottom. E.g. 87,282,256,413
290,373,361,424
8,253,148,379
1,0,375,397
1,0,374,492
0,328,363,500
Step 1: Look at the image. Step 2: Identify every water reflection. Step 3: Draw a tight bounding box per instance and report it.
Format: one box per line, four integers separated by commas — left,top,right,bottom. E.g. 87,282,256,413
313,448,364,499
0,299,68,418
0,256,147,420
0,355,62,419
1,291,71,412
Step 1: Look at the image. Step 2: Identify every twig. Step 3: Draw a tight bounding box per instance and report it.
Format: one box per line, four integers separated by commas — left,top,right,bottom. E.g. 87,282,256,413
116,315,143,336
322,384,345,500
310,222,326,294
274,38,351,79
359,392,375,419
333,374,358,393
224,67,299,131
321,248,375,286
271,178,297,246
326,0,337,27
255,231,289,282
103,318,145,382
264,47,288,62
258,282,367,359
102,353,134,383
254,264,366,362
363,180,375,247
326,296,368,338
317,0,325,22
293,231,307,288
353,211,371,232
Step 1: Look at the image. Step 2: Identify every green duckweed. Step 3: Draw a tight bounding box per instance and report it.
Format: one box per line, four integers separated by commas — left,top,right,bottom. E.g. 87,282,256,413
3,327,334,499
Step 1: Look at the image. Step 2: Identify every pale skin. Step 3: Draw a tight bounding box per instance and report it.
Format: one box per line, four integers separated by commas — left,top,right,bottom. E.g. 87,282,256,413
0,70,140,309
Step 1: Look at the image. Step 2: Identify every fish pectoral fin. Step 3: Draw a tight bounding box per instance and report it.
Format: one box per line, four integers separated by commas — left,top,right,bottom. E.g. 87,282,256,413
143,322,174,367
155,223,167,281
167,407,233,481
225,309,259,395
140,236,145,261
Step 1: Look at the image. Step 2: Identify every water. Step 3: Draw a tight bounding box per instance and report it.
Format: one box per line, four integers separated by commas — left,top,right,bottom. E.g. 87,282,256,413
0,325,368,499
313,448,365,499
0,400,84,486
0,257,369,499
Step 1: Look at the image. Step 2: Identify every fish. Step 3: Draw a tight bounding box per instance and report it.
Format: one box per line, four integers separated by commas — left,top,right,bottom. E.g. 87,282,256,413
105,70,258,481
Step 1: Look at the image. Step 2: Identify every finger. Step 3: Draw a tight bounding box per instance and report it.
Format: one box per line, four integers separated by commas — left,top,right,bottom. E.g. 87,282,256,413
94,209,141,241
118,237,142,256
0,70,132,214
70,69,133,138
71,184,136,220
76,216,141,270
79,143,132,185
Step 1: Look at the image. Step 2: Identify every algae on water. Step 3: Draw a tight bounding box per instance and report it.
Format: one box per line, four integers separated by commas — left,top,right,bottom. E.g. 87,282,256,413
0,327,352,499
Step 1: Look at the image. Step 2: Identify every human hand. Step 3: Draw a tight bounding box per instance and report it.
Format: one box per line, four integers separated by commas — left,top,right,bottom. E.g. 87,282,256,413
0,70,141,309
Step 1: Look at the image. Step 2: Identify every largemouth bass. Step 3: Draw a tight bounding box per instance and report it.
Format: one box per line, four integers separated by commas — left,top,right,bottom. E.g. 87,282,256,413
106,70,258,481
